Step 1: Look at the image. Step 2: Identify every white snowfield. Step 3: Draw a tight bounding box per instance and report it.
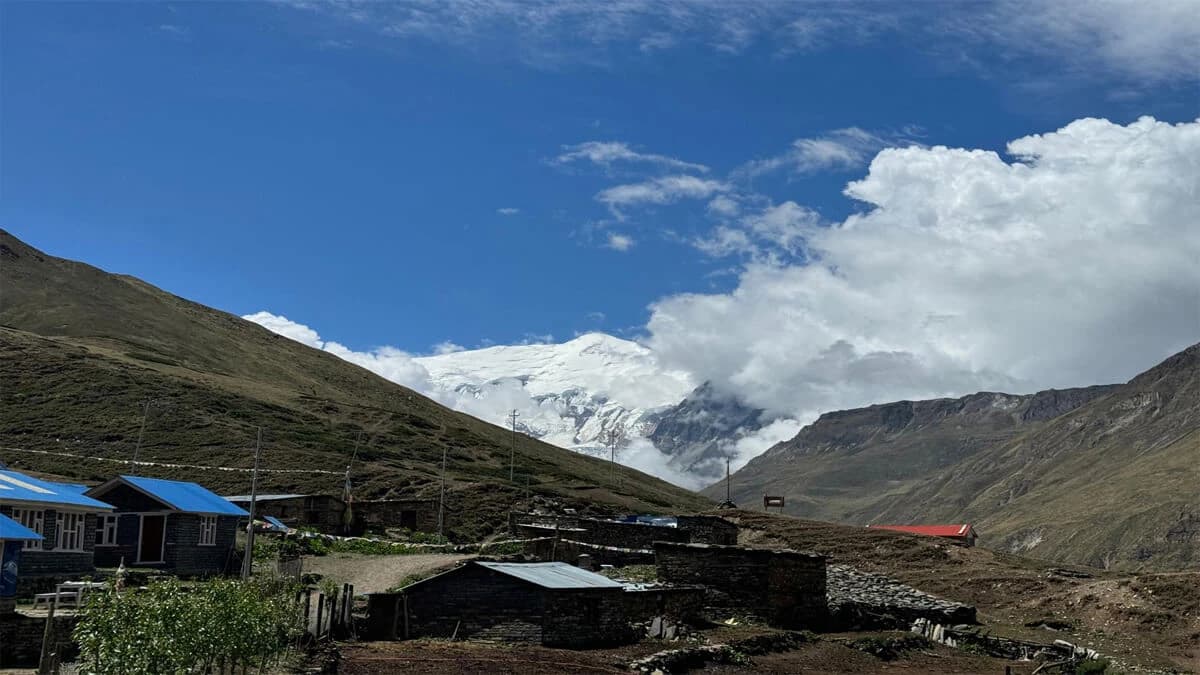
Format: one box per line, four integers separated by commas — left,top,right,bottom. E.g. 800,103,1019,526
415,333,695,451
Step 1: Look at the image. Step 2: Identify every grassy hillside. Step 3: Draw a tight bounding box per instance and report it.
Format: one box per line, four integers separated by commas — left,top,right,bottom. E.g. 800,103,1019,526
0,230,710,539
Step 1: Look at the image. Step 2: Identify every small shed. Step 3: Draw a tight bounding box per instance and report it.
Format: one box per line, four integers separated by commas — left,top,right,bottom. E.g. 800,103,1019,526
867,524,978,547
0,470,114,591
370,561,634,647
87,476,248,575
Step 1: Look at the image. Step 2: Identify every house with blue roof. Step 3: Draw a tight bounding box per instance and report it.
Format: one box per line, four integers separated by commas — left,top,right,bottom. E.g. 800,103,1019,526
86,476,248,576
0,470,115,590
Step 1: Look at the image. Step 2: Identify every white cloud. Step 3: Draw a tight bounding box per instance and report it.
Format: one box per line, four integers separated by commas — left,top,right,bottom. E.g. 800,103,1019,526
243,311,324,349
649,117,1200,425
496,207,520,215
605,233,635,252
706,195,741,217
554,141,708,173
276,1,1200,82
244,312,432,392
432,341,466,355
596,175,728,217
735,127,904,179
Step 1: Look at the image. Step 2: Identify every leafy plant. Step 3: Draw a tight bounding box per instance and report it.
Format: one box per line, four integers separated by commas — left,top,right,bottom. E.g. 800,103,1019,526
74,577,302,674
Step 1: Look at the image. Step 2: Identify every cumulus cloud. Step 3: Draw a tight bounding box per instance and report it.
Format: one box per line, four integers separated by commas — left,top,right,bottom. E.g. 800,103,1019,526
244,312,432,392
597,175,728,218
554,141,708,173
650,116,1200,423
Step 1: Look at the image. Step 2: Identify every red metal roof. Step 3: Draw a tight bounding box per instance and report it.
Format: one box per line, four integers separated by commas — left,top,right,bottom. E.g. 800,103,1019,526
868,524,975,538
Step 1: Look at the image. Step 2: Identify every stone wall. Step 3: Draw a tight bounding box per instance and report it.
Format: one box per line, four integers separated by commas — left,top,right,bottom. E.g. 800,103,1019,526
676,516,738,546
522,536,655,567
655,542,827,629
542,589,635,648
232,496,345,534
510,512,738,549
163,513,240,576
355,500,438,534
0,612,78,668
826,564,976,629
621,586,707,625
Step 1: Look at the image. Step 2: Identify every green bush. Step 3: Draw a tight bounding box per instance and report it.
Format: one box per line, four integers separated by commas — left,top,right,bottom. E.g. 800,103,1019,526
74,577,302,674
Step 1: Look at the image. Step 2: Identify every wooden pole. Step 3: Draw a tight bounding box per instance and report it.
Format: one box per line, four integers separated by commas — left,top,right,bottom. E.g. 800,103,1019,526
241,427,263,579
37,597,57,675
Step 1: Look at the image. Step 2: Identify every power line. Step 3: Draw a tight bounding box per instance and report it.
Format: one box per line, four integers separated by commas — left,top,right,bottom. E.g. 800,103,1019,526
0,445,343,475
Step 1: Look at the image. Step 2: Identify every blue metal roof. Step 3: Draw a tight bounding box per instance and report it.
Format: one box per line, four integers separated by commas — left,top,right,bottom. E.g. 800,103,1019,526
47,482,91,495
0,471,113,511
262,516,288,531
476,562,623,590
0,513,43,541
117,476,249,516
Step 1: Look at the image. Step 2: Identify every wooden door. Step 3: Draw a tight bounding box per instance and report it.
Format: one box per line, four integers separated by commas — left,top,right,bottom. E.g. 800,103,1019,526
138,515,165,563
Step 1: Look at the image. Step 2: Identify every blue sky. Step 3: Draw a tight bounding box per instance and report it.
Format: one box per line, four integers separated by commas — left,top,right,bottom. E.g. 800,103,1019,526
3,1,1197,356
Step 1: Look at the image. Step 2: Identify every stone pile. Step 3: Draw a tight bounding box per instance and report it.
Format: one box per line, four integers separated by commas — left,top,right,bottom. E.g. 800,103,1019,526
825,563,976,629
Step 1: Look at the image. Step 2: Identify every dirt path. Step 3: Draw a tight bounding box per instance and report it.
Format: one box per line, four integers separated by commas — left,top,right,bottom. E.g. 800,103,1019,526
302,553,473,594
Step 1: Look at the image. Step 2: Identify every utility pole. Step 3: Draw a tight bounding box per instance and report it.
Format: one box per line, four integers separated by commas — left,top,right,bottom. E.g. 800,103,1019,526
604,429,621,483
508,410,520,482
726,458,732,503
130,400,153,470
437,443,448,538
241,427,263,580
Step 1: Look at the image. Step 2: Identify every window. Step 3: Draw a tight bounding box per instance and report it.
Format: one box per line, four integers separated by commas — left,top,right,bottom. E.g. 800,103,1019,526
199,515,217,546
98,515,118,546
11,509,44,550
56,512,84,551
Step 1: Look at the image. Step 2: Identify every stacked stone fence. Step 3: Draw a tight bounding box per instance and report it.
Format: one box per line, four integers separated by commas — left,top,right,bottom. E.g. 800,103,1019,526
825,564,976,630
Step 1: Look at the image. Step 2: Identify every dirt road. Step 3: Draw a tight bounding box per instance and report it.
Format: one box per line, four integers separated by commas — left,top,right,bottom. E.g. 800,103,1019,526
302,553,473,594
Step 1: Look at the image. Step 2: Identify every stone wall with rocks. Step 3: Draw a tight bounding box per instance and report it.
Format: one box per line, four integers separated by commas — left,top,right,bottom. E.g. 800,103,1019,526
826,564,976,629
655,542,827,629
676,516,738,546
0,612,78,668
511,513,739,550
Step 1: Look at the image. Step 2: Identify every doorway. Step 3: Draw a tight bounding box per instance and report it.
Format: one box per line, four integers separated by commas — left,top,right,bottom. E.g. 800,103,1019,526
137,515,166,563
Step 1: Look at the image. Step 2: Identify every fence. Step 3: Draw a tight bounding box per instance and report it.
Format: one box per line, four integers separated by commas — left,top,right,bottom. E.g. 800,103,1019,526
297,583,355,644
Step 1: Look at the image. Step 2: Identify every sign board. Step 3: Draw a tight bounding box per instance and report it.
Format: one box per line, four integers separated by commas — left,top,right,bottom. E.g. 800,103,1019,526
763,495,785,509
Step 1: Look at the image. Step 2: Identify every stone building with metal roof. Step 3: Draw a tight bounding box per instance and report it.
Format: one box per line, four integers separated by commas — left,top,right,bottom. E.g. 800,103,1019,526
367,561,639,647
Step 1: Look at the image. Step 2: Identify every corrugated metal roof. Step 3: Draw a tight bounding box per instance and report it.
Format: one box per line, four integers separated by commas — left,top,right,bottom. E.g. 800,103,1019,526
476,561,623,590
46,482,91,495
0,512,43,541
115,476,249,516
0,470,114,511
868,524,975,538
262,516,288,531
224,494,307,502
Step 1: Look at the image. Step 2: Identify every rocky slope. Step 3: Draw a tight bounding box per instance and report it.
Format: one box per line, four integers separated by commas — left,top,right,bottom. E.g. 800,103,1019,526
709,345,1199,570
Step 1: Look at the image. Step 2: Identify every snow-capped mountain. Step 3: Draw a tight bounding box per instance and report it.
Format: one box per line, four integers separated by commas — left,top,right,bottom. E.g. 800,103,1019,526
415,333,696,453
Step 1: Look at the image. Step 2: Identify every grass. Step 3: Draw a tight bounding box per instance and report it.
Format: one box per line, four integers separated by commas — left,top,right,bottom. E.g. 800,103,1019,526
0,230,711,542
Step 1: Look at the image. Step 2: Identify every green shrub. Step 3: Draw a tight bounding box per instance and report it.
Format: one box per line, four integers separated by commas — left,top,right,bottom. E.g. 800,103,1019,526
74,577,302,674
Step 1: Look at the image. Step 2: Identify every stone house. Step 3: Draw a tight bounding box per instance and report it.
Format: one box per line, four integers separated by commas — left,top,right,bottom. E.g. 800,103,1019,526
87,476,248,576
655,541,828,629
0,470,114,593
223,494,347,534
353,499,438,533
368,561,635,647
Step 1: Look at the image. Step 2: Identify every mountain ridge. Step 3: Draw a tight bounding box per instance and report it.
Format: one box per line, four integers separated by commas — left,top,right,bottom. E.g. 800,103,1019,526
708,346,1199,570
